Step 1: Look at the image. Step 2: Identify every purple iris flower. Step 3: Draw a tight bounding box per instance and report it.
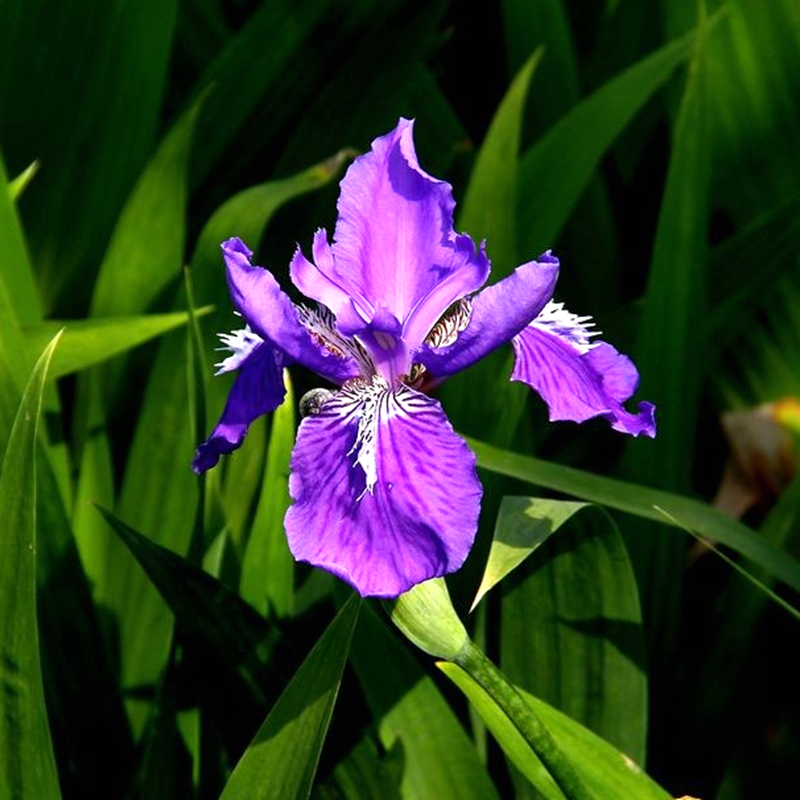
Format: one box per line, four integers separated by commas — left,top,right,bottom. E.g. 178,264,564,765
193,118,655,598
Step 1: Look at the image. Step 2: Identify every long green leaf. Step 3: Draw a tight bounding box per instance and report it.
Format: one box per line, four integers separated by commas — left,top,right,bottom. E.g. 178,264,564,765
443,49,540,443
218,595,361,800
0,0,177,309
517,24,701,255
0,152,72,506
350,602,500,800
468,437,800,596
23,309,211,379
0,151,40,328
439,663,670,800
315,734,403,800
458,49,542,279
239,371,296,617
472,497,587,609
188,0,335,186
73,93,203,603
622,8,712,639
95,505,281,708
498,500,648,766
0,332,62,800
91,95,202,318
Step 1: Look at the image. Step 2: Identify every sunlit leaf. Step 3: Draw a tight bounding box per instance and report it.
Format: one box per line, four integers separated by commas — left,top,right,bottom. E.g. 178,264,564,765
0,0,177,308
350,602,501,800
517,23,702,255
239,371,296,617
0,333,62,800
458,49,542,279
499,502,648,765
469,437,800,597
218,595,360,800
23,309,212,379
472,496,587,610
443,49,540,443
8,160,39,201
439,663,669,800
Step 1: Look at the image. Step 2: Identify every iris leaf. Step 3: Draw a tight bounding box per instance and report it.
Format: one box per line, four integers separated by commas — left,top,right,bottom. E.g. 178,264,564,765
458,48,542,279
439,663,670,800
350,602,501,799
94,505,282,708
444,49,540,443
218,595,360,800
469,437,800,598
622,9,711,644
90,95,202,318
498,500,648,767
0,0,177,308
23,309,212,379
517,21,706,255
472,496,587,610
239,371,296,617
7,160,39,200
0,152,40,328
0,332,62,800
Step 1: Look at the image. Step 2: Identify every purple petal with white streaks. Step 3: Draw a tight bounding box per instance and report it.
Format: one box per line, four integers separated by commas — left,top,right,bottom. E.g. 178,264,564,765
285,382,482,597
192,343,286,473
292,119,489,359
222,237,360,385
511,328,656,437
417,252,559,379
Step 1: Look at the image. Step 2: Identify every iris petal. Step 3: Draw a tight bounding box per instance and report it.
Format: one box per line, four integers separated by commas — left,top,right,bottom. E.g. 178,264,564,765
416,252,559,378
222,237,360,385
285,382,482,597
312,119,489,351
192,343,286,473
511,325,656,437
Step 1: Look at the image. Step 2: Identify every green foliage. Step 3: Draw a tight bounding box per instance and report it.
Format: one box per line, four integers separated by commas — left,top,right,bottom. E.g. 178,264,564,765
0,334,63,800
1,2,799,798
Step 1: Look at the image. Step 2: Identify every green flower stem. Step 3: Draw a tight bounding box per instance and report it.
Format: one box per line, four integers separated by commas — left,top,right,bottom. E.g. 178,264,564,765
389,579,595,799
454,640,595,800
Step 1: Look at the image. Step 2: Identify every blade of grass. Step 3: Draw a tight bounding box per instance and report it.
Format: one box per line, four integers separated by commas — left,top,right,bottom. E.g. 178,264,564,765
468,436,800,597
517,21,711,255
499,501,648,767
439,663,670,800
23,309,212,379
218,596,360,800
239,371,296,617
0,332,63,800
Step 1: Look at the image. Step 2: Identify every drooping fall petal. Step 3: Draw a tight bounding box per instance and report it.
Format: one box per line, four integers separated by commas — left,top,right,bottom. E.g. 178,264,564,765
285,382,482,597
511,323,656,437
193,343,287,473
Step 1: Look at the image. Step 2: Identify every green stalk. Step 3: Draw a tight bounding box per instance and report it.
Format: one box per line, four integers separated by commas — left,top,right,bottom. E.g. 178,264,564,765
389,580,595,799
455,640,594,800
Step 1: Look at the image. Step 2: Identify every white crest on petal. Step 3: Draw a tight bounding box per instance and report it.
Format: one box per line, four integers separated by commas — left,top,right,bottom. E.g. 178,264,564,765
214,324,263,374
332,375,400,499
297,303,375,376
530,300,601,354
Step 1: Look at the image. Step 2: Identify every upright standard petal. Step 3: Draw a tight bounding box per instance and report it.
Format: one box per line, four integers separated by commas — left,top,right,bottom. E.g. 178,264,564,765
222,238,360,385
294,119,489,356
285,381,482,597
416,252,559,379
192,343,286,473
511,312,656,436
